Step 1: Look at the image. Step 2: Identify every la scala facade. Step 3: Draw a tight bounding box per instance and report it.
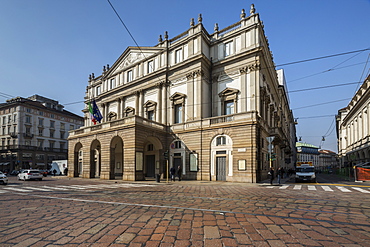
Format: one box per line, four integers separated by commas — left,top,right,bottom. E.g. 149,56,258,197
68,4,296,183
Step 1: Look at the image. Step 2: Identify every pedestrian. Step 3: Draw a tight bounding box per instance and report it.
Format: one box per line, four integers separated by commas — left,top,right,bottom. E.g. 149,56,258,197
53,169,57,176
170,166,176,181
176,165,182,181
277,167,282,184
64,168,68,176
268,167,274,185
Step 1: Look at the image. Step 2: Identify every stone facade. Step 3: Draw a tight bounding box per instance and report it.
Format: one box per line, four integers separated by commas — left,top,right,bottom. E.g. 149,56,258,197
336,74,370,168
68,4,296,183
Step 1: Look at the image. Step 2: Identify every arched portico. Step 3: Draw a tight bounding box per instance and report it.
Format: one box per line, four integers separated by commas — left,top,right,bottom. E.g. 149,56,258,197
143,136,163,178
72,142,83,177
110,136,124,179
90,140,101,178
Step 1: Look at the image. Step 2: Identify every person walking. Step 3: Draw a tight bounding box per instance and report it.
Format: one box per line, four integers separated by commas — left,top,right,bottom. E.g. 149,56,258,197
277,167,282,184
268,167,274,185
176,165,182,181
170,166,176,181
53,169,57,176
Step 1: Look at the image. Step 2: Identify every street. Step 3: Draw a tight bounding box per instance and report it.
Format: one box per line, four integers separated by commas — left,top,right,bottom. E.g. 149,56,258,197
0,174,369,247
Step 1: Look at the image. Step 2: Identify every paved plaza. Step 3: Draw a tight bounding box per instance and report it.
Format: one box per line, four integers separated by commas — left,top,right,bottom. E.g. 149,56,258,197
0,174,369,246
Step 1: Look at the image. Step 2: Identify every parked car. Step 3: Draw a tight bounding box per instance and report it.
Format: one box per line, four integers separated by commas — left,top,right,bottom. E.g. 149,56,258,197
0,171,8,185
10,170,20,176
39,170,48,177
18,170,43,181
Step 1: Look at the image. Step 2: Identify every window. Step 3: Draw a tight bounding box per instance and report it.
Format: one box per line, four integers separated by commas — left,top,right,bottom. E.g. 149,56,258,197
38,128,43,136
60,123,65,130
60,131,65,139
37,140,43,148
13,114,16,123
69,125,74,130
38,118,44,127
127,70,133,82
174,104,183,124
2,117,5,125
8,115,11,123
25,115,31,124
147,110,154,121
50,114,55,119
175,49,182,63
110,78,116,89
174,141,181,149
225,41,233,57
25,127,31,134
96,86,101,96
39,111,43,116
49,141,54,149
148,60,154,73
50,120,55,128
50,130,54,138
147,144,154,151
26,108,31,113
224,100,235,115
216,136,226,146
60,142,65,151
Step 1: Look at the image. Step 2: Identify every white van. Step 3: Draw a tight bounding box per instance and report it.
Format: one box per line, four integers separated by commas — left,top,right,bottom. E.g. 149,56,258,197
295,162,316,183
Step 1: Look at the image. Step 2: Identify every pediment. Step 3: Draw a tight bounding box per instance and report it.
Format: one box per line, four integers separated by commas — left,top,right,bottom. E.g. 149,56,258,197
143,100,157,108
219,87,239,97
169,92,187,101
111,47,164,74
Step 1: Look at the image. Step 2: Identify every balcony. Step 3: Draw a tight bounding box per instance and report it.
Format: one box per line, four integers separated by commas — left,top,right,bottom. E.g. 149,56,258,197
23,133,34,138
10,132,17,138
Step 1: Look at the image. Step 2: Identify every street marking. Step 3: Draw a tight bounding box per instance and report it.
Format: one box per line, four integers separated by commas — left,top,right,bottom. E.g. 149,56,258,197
351,187,370,193
2,187,33,192
321,186,333,192
336,186,351,192
279,185,289,189
42,186,70,191
307,186,316,190
23,186,52,191
293,185,301,190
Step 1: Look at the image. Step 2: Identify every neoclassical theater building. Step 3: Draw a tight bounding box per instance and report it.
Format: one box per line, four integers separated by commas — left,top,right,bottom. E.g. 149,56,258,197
68,4,296,182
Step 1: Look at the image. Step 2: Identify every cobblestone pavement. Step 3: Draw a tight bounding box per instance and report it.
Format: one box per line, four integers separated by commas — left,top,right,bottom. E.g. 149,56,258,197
0,175,369,247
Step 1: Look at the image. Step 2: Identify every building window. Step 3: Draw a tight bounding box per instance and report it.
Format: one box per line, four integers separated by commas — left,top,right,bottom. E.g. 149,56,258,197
147,144,154,151
175,49,182,63
174,104,183,124
49,141,54,149
50,130,54,138
69,125,74,130
147,110,154,121
26,127,31,134
96,86,101,96
60,131,65,139
127,70,133,82
224,100,235,115
110,78,116,89
60,142,65,151
174,141,181,149
38,128,43,136
39,111,43,116
37,140,43,148
13,114,17,123
25,115,31,124
50,114,54,119
60,123,65,130
148,60,154,73
26,108,31,113
38,118,44,127
225,41,233,57
50,120,55,128
216,136,226,146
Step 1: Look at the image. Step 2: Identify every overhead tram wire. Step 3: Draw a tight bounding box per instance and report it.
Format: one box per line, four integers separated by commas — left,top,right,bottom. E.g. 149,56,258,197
288,81,360,93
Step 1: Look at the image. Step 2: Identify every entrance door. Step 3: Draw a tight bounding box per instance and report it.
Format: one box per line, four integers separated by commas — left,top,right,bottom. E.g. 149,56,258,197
216,156,226,181
146,155,155,177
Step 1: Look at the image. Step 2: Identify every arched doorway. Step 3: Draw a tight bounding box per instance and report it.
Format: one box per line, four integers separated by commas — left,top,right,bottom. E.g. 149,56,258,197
144,137,163,179
110,136,123,179
73,142,83,177
90,140,101,178
211,134,233,181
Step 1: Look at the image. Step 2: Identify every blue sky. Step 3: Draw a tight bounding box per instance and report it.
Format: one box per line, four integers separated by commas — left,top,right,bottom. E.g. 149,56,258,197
1,0,369,152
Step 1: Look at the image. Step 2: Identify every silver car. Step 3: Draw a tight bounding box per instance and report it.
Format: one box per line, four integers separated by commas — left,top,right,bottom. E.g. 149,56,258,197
18,170,43,181
0,171,8,185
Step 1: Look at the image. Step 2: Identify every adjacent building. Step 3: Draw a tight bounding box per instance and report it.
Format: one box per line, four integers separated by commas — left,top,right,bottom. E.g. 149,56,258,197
336,74,370,168
68,4,296,182
296,142,320,167
0,95,84,172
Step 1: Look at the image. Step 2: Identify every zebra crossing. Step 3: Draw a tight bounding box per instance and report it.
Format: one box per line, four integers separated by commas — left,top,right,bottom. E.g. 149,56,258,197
264,184,370,194
0,183,156,194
